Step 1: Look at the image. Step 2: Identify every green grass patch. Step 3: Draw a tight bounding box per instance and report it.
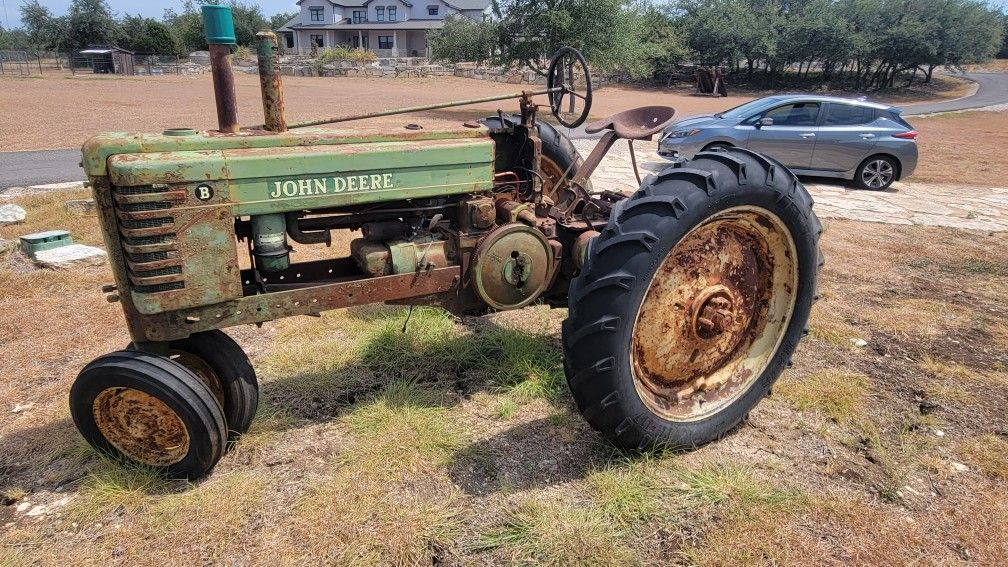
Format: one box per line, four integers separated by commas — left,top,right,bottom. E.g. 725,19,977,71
585,463,661,524
65,459,171,524
673,463,806,513
778,370,870,424
472,499,636,567
342,379,463,474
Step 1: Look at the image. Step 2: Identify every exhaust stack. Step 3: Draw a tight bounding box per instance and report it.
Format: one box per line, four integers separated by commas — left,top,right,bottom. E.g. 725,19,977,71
201,5,239,134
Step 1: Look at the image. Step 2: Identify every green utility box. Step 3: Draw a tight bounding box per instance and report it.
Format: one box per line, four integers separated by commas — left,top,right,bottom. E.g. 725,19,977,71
20,230,73,257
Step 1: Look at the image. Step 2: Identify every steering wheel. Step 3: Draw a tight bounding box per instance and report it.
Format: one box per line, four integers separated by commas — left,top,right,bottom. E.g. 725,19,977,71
547,47,593,129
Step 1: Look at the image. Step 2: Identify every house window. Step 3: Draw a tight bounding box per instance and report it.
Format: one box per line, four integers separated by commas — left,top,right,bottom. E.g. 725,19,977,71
376,6,385,21
309,6,324,21
285,33,294,48
310,34,324,47
427,5,439,15
388,6,396,21
378,35,393,49
353,10,365,23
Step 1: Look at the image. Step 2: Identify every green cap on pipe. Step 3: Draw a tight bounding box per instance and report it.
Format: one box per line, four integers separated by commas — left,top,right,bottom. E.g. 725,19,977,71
201,4,236,45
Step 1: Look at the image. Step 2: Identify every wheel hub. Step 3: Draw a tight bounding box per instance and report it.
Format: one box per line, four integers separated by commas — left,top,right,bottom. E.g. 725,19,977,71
93,387,190,466
691,285,737,340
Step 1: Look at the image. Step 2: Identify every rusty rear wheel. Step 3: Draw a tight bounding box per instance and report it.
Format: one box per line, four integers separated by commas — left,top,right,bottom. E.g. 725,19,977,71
70,350,227,479
630,207,797,421
563,147,821,451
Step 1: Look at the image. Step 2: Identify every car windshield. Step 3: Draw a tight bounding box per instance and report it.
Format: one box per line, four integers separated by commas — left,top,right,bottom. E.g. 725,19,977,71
717,97,785,119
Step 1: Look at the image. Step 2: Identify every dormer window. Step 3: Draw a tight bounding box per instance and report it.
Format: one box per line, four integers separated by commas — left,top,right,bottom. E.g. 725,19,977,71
309,6,324,22
388,6,396,21
377,6,385,21
352,10,365,23
427,5,439,15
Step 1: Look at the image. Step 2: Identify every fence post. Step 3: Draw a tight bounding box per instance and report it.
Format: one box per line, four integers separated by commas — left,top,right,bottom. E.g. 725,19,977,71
147,56,153,75
176,54,180,75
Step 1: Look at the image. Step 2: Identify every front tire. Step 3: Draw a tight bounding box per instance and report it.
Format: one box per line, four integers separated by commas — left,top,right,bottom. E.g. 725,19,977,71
563,147,821,451
70,350,227,479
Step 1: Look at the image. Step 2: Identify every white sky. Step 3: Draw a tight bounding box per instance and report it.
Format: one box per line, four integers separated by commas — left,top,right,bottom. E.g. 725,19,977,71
1,1,301,29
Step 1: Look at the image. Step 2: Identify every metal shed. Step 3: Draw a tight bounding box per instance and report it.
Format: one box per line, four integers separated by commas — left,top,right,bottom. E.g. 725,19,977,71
77,45,136,75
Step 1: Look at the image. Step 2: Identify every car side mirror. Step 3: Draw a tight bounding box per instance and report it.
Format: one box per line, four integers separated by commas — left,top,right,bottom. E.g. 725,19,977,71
758,117,774,128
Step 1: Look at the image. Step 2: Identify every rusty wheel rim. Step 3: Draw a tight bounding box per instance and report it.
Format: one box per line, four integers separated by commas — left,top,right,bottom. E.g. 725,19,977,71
630,206,797,421
169,351,225,410
539,155,567,203
93,387,190,466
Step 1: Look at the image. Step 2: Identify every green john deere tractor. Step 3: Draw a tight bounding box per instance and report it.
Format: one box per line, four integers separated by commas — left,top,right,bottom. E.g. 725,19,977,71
71,5,821,479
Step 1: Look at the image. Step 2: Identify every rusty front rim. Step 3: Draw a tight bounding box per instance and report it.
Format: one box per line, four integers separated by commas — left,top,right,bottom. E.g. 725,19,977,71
92,387,190,466
630,206,798,421
169,351,225,410
539,155,567,203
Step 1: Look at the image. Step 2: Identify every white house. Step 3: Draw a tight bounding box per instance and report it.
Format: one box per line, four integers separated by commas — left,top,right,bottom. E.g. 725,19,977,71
277,0,493,57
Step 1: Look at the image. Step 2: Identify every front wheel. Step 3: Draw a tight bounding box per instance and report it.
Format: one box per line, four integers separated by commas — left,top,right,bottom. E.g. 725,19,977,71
70,350,227,479
563,147,821,451
855,155,897,190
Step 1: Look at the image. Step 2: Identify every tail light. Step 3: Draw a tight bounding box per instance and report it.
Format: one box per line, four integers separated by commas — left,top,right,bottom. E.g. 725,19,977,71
893,130,918,140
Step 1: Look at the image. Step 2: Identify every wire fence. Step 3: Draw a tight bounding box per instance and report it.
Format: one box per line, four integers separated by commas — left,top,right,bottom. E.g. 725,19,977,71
0,50,209,77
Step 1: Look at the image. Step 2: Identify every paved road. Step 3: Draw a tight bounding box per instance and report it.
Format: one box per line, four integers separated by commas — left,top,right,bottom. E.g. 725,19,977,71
1,73,1006,190
0,149,83,189
899,72,1008,115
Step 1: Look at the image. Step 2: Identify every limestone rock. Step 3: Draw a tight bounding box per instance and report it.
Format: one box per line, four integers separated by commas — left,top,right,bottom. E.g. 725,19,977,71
65,198,97,215
0,204,27,225
32,244,107,269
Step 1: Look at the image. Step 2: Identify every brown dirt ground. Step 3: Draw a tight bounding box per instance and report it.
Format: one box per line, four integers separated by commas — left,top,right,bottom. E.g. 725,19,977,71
1,188,1006,564
911,110,1008,186
0,71,972,152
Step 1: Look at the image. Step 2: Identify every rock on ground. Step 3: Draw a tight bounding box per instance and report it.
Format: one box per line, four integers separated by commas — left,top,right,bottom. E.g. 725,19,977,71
32,244,107,269
0,238,15,254
0,204,27,225
64,198,96,215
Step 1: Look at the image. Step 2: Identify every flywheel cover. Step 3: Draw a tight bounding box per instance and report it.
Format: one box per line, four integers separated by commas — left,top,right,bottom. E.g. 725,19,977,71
471,223,553,310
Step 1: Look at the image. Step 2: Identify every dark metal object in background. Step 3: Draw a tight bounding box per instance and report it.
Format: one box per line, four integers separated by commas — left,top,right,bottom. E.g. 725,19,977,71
209,44,239,133
256,31,287,133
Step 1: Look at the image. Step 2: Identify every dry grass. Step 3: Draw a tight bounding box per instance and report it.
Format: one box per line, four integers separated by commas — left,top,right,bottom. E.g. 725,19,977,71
912,109,1008,187
2,194,1008,564
777,370,870,425
960,435,1008,480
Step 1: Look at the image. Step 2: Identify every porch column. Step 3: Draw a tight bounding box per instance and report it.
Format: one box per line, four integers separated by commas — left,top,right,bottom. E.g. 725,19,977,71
358,30,363,48
393,31,397,56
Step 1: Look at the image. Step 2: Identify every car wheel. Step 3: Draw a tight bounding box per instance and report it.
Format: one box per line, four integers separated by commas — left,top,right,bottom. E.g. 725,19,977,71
855,155,897,190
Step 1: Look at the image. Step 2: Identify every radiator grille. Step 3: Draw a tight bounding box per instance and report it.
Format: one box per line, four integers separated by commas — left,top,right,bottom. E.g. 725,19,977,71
113,185,184,294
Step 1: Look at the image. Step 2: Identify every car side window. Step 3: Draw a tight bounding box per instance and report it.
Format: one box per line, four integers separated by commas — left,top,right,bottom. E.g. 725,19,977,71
823,104,875,126
763,102,821,126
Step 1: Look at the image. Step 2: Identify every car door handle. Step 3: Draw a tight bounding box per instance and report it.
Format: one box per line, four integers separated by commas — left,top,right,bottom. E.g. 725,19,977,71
800,133,815,138
860,133,876,139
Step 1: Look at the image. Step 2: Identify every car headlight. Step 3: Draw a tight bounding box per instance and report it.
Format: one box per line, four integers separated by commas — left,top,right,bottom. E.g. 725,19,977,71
664,129,700,139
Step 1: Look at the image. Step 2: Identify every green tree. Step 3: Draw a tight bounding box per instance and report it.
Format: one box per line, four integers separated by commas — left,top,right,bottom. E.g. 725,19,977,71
491,0,663,79
270,11,299,30
66,0,120,49
19,0,67,49
429,15,496,65
119,15,180,54
164,0,270,53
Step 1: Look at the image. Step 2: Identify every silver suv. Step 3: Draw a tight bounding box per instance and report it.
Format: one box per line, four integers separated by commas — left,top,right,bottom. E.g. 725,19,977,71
658,95,918,190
